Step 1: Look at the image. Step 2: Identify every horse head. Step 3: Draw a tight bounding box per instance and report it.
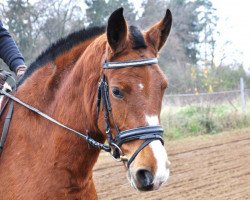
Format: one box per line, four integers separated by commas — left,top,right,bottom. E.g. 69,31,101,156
96,8,172,191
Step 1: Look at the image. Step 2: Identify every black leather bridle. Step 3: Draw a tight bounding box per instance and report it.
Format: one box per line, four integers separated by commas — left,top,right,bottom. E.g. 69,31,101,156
97,56,164,168
0,53,164,169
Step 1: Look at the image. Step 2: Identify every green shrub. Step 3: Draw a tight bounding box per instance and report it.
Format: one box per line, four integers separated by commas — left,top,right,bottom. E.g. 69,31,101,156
161,103,250,140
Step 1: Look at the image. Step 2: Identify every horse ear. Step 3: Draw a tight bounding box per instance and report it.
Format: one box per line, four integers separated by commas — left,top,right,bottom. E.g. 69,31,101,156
107,7,128,53
145,9,172,51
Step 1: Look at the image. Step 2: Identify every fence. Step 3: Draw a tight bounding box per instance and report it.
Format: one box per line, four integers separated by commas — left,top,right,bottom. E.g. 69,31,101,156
163,78,249,114
161,78,250,139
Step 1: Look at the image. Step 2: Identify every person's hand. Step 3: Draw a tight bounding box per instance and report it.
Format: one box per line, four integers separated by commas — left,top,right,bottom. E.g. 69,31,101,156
0,70,11,90
16,65,27,78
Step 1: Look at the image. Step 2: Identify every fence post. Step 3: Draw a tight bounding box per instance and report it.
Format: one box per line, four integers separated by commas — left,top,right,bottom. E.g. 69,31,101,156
240,77,246,113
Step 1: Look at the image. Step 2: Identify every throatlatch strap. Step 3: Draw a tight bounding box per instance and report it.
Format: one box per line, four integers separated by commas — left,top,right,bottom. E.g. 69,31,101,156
0,101,14,154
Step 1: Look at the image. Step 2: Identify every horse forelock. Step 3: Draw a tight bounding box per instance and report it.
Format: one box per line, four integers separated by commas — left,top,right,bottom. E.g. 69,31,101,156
129,26,147,49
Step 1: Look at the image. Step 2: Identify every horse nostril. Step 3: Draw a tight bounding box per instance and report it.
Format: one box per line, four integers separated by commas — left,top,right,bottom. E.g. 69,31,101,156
136,169,154,191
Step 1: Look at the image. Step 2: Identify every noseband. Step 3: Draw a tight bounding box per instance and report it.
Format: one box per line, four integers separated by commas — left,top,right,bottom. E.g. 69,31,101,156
97,56,164,168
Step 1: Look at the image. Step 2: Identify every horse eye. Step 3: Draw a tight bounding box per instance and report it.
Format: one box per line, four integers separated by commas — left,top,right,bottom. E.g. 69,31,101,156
112,87,124,99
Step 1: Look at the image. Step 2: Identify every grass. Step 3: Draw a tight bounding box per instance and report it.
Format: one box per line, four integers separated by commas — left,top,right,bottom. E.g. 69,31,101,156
161,102,250,140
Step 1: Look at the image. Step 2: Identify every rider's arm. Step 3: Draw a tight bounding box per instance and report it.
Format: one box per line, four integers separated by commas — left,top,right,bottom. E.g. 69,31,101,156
0,20,26,73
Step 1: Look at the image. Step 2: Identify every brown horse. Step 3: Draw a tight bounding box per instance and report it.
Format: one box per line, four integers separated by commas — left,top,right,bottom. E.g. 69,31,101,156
0,8,172,199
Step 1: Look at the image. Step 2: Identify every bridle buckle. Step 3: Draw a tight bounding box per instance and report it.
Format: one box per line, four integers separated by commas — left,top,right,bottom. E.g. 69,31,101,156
109,142,128,162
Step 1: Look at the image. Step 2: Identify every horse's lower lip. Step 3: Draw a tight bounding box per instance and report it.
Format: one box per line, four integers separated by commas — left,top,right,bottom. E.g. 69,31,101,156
138,185,154,192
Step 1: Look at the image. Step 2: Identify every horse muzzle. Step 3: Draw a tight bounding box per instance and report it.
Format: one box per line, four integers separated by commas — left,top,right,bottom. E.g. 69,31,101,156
128,165,170,191
126,139,170,191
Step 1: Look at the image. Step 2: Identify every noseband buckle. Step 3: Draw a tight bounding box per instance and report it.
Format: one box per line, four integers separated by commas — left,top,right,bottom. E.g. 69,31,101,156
109,142,128,162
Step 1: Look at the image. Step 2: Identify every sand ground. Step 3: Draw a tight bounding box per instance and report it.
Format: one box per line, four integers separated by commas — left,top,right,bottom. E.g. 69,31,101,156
93,128,250,200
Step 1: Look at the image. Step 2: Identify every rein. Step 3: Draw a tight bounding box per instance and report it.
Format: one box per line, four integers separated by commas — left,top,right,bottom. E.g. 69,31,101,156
0,50,164,169
0,89,111,153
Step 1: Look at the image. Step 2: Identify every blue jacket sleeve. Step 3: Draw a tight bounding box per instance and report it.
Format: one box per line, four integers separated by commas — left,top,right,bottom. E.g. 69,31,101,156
0,20,25,72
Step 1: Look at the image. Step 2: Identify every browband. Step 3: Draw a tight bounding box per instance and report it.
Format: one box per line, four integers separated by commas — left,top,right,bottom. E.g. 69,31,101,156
103,58,158,69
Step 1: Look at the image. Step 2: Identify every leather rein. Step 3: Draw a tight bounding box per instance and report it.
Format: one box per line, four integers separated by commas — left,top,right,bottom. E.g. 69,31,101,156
0,53,164,168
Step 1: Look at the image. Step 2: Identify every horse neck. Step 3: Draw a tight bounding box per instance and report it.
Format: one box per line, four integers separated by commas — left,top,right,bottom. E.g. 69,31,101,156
14,36,107,178
53,36,106,132
45,36,107,174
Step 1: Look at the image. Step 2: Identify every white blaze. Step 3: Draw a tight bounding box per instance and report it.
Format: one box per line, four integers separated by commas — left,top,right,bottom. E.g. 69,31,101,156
146,114,170,188
145,115,159,126
150,140,170,188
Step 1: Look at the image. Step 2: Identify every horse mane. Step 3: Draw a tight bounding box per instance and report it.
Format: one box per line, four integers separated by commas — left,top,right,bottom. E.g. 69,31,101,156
18,26,106,86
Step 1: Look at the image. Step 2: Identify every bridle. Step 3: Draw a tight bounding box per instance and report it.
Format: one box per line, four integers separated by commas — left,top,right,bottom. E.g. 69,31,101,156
96,52,164,168
0,48,164,169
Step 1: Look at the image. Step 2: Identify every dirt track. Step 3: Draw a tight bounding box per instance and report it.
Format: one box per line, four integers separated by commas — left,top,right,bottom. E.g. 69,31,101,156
93,128,250,200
